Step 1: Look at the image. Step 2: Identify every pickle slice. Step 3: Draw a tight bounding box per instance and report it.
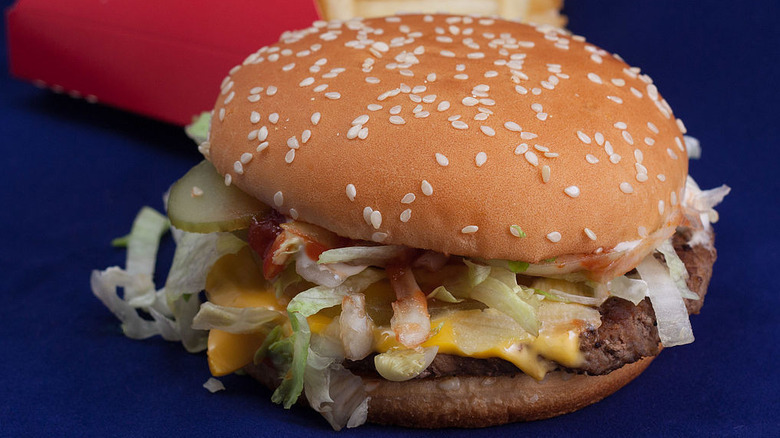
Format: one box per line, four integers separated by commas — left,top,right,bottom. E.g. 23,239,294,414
167,160,270,233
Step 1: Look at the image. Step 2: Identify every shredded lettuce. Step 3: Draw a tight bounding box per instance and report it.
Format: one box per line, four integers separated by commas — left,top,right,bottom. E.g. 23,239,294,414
656,240,699,300
287,268,384,317
449,262,540,336
426,285,463,303
296,249,366,288
636,255,694,347
270,311,310,409
608,276,648,305
317,245,407,265
304,347,370,430
192,302,283,334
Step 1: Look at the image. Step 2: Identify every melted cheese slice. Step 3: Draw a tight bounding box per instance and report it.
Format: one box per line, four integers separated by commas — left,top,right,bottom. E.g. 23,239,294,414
204,248,590,378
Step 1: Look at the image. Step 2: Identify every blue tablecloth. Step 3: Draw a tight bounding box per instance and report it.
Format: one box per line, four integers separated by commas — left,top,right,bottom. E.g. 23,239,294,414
1,1,777,436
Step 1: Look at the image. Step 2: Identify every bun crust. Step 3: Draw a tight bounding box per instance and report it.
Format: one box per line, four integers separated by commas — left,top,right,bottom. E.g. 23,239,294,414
245,356,654,428
208,14,688,262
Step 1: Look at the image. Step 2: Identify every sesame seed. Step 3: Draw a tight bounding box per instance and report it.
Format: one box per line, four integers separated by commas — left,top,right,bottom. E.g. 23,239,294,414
476,152,487,167
400,209,412,223
542,165,551,182
504,121,522,132
400,70,414,77
240,152,253,164
462,96,479,106
610,153,622,164
266,86,278,96
531,103,543,112
448,115,461,121
370,210,382,229
289,208,299,220
274,191,284,206
461,225,479,234
390,105,402,115
269,113,280,124
352,115,369,125
532,88,542,95
282,63,295,72
347,125,361,139
614,121,627,129
564,186,580,197
587,73,603,84
620,182,634,194
233,161,244,174
675,136,685,152
247,130,258,141
667,148,678,159
367,104,382,111
670,191,677,205
437,101,451,111
401,193,416,204
584,228,597,241
485,70,499,78
423,94,437,103
547,232,562,243
515,85,528,95
372,41,389,52
647,122,659,134
577,131,592,144
611,78,625,86
451,120,468,130
510,225,527,238
644,137,655,146
594,132,605,145
525,151,539,166
372,232,388,243
536,112,548,121
520,132,538,140
607,95,623,104
256,141,269,152
630,87,643,98
191,186,203,197
311,112,321,125
421,180,433,196
313,84,328,92
258,126,269,141
591,53,603,64
224,173,232,186
454,74,469,80
480,126,496,137
325,92,341,99
363,207,373,225
586,154,599,164
287,136,299,149
250,112,261,124
247,94,260,103
622,130,634,144
676,118,688,134
605,141,614,155
515,143,528,155
389,115,406,125
358,127,369,139
299,77,315,87
427,73,437,82
435,153,449,166
285,149,295,163
412,85,427,94
440,50,455,57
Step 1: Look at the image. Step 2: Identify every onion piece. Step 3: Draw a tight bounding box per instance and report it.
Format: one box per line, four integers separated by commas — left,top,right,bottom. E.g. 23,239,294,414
339,293,375,360
387,265,431,348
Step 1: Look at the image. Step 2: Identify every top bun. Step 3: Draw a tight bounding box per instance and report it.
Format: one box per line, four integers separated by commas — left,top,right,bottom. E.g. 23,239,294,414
207,14,689,263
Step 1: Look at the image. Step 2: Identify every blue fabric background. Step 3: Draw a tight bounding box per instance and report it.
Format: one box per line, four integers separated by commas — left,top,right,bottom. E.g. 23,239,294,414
1,1,777,436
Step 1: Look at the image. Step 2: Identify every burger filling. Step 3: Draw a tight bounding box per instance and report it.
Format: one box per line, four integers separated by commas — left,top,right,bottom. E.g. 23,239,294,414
91,161,728,430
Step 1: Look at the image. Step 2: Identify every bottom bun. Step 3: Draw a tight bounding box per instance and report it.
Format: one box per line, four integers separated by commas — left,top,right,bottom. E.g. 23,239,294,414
245,356,655,428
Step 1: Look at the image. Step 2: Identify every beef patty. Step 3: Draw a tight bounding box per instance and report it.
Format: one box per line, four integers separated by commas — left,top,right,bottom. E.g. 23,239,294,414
345,227,717,378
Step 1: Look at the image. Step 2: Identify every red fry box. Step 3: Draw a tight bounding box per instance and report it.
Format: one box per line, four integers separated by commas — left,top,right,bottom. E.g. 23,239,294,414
6,0,322,125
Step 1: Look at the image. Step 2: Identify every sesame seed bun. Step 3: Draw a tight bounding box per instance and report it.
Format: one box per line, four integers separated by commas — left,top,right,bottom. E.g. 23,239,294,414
207,14,688,263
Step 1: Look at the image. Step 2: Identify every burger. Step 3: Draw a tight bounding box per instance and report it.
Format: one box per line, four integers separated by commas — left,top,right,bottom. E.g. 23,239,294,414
92,14,730,429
